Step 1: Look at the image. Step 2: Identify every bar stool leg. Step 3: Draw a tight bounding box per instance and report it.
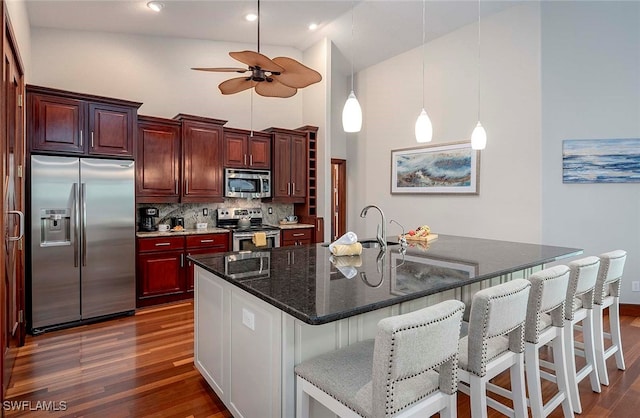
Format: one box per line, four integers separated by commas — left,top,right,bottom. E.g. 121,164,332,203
609,300,626,371
470,374,489,418
583,311,602,392
594,304,610,386
510,353,528,418
553,331,574,417
564,321,582,414
525,343,545,418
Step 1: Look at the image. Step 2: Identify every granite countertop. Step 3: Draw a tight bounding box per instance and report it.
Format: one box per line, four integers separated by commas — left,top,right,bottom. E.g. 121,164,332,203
137,227,229,238
188,234,582,325
275,223,315,230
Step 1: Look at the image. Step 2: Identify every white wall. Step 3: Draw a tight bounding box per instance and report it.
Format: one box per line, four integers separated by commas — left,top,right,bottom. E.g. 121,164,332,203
5,0,31,79
29,27,305,130
347,3,542,243
540,1,640,304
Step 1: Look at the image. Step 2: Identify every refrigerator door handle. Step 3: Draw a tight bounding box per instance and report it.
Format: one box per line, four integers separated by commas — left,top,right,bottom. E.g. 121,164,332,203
73,182,79,267
7,210,24,241
81,182,87,267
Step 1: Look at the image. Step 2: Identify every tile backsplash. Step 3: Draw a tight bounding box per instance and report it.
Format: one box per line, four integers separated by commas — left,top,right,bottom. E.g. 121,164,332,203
137,200,294,230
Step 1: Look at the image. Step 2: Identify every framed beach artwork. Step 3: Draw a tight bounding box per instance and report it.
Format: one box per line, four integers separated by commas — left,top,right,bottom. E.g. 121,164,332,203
562,138,640,183
391,141,479,194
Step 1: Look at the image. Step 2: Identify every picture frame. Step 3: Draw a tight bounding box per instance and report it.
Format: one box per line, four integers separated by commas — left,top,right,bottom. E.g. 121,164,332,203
562,138,640,183
390,141,480,194
390,253,478,296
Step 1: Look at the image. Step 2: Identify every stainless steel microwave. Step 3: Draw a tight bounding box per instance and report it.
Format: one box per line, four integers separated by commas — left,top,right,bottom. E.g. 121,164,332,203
224,168,271,199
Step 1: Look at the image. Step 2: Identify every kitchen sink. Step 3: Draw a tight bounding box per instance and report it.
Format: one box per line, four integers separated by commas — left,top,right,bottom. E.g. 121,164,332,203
357,240,399,249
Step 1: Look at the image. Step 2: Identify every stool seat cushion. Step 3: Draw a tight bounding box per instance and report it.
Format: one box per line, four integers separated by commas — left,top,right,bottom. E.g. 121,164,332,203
295,339,440,417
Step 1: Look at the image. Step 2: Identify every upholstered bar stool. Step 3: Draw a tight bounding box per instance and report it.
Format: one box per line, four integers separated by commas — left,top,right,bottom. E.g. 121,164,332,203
457,279,531,418
295,299,465,418
593,250,627,386
561,256,601,414
523,265,573,418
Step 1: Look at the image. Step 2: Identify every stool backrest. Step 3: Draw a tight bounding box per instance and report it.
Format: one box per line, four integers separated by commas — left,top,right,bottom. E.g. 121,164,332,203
525,265,570,343
595,250,627,304
466,278,531,377
566,256,600,319
371,299,465,417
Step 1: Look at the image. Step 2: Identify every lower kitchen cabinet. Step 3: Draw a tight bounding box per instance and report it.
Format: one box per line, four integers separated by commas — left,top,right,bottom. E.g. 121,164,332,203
280,228,313,246
136,233,229,307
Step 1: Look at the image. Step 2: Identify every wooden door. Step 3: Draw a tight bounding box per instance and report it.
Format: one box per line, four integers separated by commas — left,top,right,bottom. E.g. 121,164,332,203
2,5,25,399
330,159,347,241
182,121,224,202
272,133,292,198
223,131,248,168
88,102,134,157
28,93,85,154
247,135,270,169
290,134,307,198
136,117,181,202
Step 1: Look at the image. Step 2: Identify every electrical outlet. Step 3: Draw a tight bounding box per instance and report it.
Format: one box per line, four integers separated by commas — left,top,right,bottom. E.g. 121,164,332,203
242,308,255,330
268,207,273,214
632,281,640,292
203,208,208,216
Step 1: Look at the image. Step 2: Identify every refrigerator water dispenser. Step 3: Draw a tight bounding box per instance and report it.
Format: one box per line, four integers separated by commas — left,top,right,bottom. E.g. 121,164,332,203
40,209,71,246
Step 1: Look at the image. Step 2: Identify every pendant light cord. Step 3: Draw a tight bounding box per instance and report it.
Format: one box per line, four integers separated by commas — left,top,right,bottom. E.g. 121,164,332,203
421,0,426,109
350,1,355,91
477,0,481,121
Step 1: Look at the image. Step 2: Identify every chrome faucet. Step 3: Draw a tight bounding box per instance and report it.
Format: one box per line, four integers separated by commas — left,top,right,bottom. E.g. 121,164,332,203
360,205,386,251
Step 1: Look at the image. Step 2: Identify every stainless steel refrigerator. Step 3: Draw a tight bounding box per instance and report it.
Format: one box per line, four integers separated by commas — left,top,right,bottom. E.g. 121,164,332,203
30,155,135,331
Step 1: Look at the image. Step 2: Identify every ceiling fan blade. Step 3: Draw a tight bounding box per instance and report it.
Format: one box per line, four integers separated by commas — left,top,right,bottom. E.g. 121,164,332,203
270,57,322,88
255,79,297,98
229,51,284,73
192,67,248,73
218,77,256,95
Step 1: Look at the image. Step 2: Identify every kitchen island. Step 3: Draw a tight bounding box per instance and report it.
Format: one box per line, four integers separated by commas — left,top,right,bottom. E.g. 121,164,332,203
189,235,581,418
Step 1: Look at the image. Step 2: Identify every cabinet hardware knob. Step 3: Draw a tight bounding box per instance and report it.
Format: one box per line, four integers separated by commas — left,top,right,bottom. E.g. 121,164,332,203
200,239,214,243
155,242,171,246
91,131,94,148
80,130,83,147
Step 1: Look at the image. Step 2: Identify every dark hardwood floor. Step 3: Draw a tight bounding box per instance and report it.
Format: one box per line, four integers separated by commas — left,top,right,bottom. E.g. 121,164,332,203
4,301,639,417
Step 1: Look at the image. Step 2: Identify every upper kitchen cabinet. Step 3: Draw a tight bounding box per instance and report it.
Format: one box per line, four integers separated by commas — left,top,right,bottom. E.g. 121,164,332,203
223,128,271,169
174,114,227,203
265,127,307,203
27,85,141,158
136,116,182,203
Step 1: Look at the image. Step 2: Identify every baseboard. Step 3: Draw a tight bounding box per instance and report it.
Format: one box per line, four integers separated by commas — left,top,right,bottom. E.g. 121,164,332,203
620,303,640,317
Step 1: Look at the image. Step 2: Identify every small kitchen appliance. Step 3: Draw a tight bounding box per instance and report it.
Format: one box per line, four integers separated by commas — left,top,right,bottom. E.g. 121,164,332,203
224,168,271,199
139,207,159,232
217,207,280,251
171,217,184,229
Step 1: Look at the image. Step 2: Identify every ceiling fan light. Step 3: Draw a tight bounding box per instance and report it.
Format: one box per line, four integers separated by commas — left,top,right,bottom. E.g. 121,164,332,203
245,13,258,22
146,1,164,12
415,109,433,143
471,121,487,150
342,91,362,133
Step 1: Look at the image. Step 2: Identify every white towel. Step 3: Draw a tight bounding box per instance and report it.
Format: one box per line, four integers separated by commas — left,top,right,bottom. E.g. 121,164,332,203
328,231,358,254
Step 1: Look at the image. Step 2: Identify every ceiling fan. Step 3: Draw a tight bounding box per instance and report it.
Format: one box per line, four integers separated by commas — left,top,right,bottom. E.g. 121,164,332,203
191,0,322,98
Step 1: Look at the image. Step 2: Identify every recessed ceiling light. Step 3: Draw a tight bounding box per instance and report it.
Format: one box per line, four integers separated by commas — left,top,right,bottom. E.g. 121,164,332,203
308,23,319,31
147,1,164,12
245,13,258,22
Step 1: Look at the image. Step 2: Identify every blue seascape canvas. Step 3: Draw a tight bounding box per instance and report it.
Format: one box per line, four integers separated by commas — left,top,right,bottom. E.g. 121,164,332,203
562,138,640,183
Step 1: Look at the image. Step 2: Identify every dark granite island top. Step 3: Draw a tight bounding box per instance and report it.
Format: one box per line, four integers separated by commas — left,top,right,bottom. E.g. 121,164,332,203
188,234,582,325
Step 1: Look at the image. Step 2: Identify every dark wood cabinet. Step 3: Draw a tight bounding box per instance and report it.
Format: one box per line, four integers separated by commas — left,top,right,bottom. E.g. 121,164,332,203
223,128,271,169
267,128,307,203
175,114,226,203
136,116,181,203
27,85,140,158
281,228,313,247
136,233,229,306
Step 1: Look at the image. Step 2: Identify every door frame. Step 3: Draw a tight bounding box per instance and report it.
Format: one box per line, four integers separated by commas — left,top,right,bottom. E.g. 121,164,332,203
330,159,347,241
1,0,26,401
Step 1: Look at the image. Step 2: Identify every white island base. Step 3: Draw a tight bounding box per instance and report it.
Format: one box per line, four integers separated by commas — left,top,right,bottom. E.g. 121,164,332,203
194,265,540,418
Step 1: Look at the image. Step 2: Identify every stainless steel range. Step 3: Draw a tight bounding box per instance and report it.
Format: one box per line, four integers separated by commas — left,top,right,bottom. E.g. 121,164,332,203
217,207,281,251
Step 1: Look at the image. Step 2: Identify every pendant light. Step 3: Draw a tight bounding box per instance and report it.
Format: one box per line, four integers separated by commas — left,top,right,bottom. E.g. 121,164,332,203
471,0,487,150
342,2,362,133
415,0,433,143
